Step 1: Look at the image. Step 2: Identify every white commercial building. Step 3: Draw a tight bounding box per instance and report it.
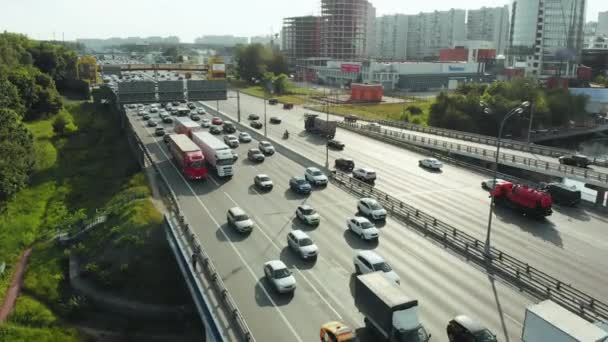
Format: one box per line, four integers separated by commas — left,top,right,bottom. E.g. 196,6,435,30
598,11,608,36
466,6,510,54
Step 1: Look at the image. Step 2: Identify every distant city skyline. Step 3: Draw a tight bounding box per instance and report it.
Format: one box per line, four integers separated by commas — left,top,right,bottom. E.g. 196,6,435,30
1,0,604,43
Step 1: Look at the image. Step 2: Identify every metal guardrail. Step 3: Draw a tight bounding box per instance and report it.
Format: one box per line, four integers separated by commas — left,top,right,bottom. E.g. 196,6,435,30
124,110,254,342
366,118,574,157
329,171,608,323
339,122,608,188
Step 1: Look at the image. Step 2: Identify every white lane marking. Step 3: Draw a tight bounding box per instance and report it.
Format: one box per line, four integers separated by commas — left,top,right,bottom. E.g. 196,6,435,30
504,313,523,328
141,124,304,342
222,191,344,320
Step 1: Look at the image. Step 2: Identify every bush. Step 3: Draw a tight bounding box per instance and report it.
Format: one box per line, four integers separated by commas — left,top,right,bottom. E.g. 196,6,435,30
51,111,77,136
9,296,56,328
0,323,78,342
406,105,422,115
411,117,422,125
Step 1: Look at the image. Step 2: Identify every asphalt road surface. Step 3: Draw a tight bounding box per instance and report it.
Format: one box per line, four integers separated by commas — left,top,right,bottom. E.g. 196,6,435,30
127,107,534,342
209,93,608,303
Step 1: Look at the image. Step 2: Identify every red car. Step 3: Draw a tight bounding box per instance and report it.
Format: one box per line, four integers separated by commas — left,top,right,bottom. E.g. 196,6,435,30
212,117,223,125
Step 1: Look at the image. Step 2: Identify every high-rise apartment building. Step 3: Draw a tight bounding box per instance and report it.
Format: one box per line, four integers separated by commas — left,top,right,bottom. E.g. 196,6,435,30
510,0,586,76
282,16,322,65
373,14,409,61
320,0,376,60
598,11,608,36
405,9,466,60
467,6,510,54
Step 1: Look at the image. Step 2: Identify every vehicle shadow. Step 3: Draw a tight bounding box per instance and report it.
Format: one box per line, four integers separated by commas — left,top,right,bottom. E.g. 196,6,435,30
242,158,263,166
303,133,328,146
552,205,591,222
248,184,273,195
283,188,310,201
290,217,319,231
279,246,316,270
254,278,294,307
343,230,379,250
418,166,443,174
214,223,251,243
493,206,563,248
355,327,378,342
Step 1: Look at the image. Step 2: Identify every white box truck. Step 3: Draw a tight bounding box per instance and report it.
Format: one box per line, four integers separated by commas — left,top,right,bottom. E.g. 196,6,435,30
191,131,235,177
522,300,608,342
174,117,201,138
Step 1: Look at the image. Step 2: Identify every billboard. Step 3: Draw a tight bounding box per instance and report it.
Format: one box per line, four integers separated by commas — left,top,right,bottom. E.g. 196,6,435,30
187,80,227,101
340,63,361,73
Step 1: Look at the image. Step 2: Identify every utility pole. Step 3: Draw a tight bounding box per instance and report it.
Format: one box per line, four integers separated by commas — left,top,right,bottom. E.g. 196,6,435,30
526,102,535,144
264,95,268,137
236,90,241,122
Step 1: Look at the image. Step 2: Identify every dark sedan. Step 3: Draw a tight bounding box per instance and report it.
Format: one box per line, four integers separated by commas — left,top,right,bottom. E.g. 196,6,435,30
250,120,263,129
327,139,345,150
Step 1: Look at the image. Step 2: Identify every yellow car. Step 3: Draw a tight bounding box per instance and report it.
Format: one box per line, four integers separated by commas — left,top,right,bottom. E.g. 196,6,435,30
320,321,357,342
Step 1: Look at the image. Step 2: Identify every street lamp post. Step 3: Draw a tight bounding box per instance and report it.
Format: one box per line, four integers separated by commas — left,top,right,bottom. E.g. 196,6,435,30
526,103,535,144
481,101,530,257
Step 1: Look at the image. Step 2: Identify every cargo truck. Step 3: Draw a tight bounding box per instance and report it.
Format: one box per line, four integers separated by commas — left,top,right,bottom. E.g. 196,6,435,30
522,300,608,342
304,113,337,139
167,134,207,180
491,182,552,217
354,272,431,342
191,131,235,177
174,117,201,138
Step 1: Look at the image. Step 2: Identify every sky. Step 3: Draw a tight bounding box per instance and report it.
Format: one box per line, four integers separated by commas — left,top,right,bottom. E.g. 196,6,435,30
0,0,605,42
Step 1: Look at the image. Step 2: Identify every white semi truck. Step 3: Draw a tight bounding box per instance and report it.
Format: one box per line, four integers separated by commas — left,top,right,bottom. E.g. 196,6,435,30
191,131,235,177
522,300,608,342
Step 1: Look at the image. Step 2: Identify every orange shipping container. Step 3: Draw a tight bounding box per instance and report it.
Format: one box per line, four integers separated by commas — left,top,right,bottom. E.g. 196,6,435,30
350,83,383,103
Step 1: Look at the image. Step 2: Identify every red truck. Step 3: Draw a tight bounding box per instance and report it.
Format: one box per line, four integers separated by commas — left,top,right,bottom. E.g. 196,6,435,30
491,182,552,217
174,117,201,138
167,134,207,180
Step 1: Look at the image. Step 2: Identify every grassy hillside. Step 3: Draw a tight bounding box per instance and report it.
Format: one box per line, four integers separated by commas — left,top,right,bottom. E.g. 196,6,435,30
1,101,194,339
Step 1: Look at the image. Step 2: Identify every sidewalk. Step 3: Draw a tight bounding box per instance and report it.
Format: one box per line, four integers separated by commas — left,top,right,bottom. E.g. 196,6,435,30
0,248,32,322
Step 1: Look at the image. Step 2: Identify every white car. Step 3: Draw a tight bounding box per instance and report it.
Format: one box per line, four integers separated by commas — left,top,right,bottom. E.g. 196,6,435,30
254,174,273,190
353,251,400,285
201,119,211,128
305,167,328,186
481,178,507,190
263,260,296,293
197,108,206,115
347,216,379,241
287,230,318,260
226,207,254,233
296,204,320,225
239,132,252,143
259,141,275,155
223,135,239,148
352,167,376,183
357,198,387,221
419,158,443,170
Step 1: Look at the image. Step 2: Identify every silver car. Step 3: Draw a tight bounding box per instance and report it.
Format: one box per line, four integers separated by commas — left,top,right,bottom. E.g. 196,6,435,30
201,119,211,128
287,230,318,260
226,207,254,233
296,204,320,225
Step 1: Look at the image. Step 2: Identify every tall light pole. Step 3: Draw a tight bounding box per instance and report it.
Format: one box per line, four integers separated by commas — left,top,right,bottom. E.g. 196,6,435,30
526,102,535,144
480,100,530,257
324,89,330,168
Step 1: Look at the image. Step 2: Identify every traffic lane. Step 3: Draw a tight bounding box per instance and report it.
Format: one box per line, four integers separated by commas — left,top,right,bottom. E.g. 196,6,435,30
237,148,531,341
131,114,342,342
224,93,608,174
207,100,608,300
211,128,531,341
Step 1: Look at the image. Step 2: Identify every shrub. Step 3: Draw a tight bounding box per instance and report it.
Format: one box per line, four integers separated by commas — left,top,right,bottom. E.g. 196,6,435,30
406,105,422,115
9,296,56,328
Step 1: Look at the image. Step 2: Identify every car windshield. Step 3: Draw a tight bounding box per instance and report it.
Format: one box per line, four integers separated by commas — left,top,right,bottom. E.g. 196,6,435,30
373,262,392,272
299,238,313,246
259,176,271,182
312,171,323,176
234,214,249,221
367,172,376,178
473,329,497,342
301,207,316,215
274,268,291,279
361,221,374,229
396,326,429,342
369,202,382,210
295,179,306,185
261,142,270,147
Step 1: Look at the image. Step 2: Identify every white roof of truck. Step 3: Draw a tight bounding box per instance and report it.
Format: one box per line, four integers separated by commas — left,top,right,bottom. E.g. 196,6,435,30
527,301,608,341
169,134,200,153
191,131,230,150
175,117,199,128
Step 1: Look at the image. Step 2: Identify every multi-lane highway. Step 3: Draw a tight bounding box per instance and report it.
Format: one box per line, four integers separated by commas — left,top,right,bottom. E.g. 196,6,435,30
210,92,608,303
127,105,535,341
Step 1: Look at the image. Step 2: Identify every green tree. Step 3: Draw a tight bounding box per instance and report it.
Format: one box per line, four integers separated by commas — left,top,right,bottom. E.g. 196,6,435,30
268,53,289,75
273,73,290,95
235,43,272,82
0,108,35,200
0,76,24,113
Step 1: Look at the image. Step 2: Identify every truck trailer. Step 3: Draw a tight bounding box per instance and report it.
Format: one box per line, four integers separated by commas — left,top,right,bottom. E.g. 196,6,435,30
304,113,337,139
174,117,201,138
191,131,235,177
491,182,553,217
167,134,207,180
522,300,608,342
354,272,430,342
